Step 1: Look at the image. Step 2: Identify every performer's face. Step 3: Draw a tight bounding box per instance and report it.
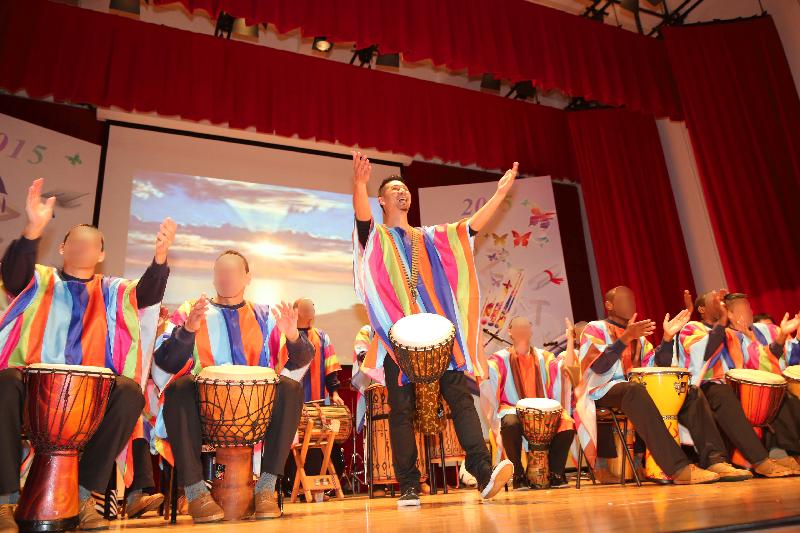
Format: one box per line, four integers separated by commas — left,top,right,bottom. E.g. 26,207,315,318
726,298,753,330
213,254,250,299
379,180,411,214
703,292,723,321
607,287,635,321
508,317,532,344
59,226,105,270
296,298,315,324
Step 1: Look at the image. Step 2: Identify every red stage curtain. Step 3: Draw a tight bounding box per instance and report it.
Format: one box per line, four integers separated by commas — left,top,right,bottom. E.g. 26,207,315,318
568,109,694,333
664,17,800,318
154,0,682,119
403,161,596,322
0,1,572,177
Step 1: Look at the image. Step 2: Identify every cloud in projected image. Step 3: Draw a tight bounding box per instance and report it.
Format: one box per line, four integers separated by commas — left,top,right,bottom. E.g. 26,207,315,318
125,172,382,313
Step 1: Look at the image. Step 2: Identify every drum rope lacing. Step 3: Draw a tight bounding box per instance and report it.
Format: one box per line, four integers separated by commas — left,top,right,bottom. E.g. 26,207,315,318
196,377,277,447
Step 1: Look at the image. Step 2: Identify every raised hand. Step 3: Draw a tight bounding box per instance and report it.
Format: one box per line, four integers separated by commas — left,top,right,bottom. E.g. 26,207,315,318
777,312,800,344
23,178,56,240
663,309,691,342
272,301,300,341
620,313,656,344
683,289,694,317
497,162,519,196
352,151,372,186
154,217,177,265
564,317,577,366
184,294,209,333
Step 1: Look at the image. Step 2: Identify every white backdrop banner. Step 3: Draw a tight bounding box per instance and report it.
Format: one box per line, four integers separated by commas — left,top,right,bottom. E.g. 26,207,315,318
0,113,100,267
418,176,573,354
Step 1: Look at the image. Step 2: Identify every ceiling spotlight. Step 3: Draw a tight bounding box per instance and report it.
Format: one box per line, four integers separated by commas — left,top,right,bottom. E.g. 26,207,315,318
375,52,400,68
214,12,235,39
505,81,537,101
480,73,501,91
350,45,378,68
312,36,333,52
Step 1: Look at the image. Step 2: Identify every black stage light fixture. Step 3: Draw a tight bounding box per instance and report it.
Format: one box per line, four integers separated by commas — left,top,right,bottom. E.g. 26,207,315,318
350,45,378,67
375,52,400,68
214,12,235,39
505,81,536,101
313,36,333,52
480,73,502,91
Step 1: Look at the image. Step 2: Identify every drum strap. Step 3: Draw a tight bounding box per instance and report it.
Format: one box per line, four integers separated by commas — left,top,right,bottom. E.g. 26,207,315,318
387,226,421,304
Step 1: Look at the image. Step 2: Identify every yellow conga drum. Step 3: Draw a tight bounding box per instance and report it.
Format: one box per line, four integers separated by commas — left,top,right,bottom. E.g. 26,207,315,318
782,365,800,399
627,367,690,482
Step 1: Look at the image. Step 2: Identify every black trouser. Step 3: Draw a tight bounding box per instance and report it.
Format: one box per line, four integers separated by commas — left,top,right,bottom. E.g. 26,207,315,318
500,413,574,478
384,357,492,492
595,382,690,476
0,368,148,495
130,437,156,492
162,374,304,486
699,382,768,464
766,395,800,454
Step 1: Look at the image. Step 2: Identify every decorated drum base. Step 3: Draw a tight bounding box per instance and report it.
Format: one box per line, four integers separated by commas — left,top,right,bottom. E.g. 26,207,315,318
15,454,80,532
211,447,255,520
526,449,551,489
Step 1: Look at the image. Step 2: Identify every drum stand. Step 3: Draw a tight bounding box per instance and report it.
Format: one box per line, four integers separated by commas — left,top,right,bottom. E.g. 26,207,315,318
291,418,344,503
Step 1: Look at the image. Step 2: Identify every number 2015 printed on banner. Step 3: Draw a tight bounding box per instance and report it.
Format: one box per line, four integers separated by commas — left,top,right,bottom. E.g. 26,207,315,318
461,197,487,216
0,133,46,164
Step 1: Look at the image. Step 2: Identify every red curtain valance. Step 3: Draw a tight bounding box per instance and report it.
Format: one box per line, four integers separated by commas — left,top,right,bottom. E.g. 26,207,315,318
152,0,683,120
0,0,573,176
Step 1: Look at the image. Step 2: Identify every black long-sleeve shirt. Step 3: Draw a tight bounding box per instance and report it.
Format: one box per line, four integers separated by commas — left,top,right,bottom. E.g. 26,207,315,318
1,236,168,308
153,301,315,375
590,322,675,374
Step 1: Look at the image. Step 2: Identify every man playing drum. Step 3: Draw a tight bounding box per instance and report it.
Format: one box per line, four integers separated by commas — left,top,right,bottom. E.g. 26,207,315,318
575,286,753,485
679,291,800,472
152,250,313,522
488,317,575,489
352,152,515,507
0,178,175,531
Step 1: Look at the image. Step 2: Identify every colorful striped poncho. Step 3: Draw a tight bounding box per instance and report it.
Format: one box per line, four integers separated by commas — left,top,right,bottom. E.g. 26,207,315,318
151,300,282,463
0,264,160,485
353,219,483,384
277,327,341,402
678,321,790,385
487,348,573,434
574,319,656,468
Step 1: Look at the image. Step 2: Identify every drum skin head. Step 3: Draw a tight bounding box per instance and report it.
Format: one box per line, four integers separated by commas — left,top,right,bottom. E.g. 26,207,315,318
629,366,690,375
726,368,786,386
26,363,113,375
783,365,800,381
516,397,562,412
198,364,277,381
389,313,455,349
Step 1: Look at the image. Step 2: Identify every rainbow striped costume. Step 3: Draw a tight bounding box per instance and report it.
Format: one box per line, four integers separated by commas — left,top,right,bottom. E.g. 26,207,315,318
353,219,483,384
277,327,341,402
0,264,160,485
574,319,656,468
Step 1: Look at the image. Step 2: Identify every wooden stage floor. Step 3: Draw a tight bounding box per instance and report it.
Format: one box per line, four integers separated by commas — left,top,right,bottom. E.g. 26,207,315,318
112,477,800,533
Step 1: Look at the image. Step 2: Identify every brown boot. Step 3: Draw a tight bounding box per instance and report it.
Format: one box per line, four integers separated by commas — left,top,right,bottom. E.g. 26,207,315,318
78,498,109,531
254,490,281,520
187,493,224,524
706,462,753,482
125,492,165,519
672,464,719,485
0,504,17,533
758,457,800,476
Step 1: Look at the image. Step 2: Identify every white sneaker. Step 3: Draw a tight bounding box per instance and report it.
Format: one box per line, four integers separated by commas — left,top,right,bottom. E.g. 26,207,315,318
480,459,514,500
459,462,478,487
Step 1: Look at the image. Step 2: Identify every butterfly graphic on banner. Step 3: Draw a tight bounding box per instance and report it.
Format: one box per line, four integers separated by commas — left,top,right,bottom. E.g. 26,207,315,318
529,205,556,228
490,232,508,247
512,230,531,247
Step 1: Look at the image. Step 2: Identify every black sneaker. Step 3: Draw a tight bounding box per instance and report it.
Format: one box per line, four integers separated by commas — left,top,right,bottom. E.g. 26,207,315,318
549,472,570,489
397,487,421,508
512,475,529,490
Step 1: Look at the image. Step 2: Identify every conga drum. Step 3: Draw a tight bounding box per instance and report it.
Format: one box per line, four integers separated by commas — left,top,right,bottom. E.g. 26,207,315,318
627,367,690,482
16,364,115,532
516,398,563,489
726,368,786,467
782,365,800,399
196,365,279,520
389,313,456,435
298,403,353,444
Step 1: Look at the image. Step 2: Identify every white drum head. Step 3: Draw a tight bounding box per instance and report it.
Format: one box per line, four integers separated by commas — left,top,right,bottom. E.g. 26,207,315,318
629,366,690,374
390,313,455,349
783,365,800,381
726,368,786,386
516,397,562,412
198,365,277,381
26,363,112,375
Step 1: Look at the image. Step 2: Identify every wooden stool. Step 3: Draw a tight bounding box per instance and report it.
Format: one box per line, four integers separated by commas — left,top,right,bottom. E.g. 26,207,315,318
291,416,344,502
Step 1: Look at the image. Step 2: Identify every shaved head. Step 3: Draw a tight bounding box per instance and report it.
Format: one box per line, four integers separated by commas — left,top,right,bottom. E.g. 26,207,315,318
604,286,635,321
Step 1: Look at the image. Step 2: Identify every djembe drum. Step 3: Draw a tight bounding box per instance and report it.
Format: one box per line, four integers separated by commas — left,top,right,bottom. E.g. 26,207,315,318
726,368,786,467
627,367,690,482
782,365,800,399
298,403,353,444
196,365,279,520
516,398,563,489
389,313,456,435
16,363,115,532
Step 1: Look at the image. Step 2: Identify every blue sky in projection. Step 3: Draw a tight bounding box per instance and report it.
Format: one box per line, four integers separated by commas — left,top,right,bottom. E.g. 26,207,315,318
125,171,382,306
